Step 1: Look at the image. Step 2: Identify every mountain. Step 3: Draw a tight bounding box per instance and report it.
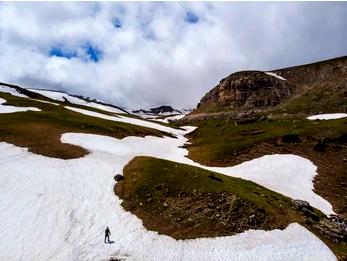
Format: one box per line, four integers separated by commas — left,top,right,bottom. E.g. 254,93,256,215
134,105,181,115
0,82,129,114
133,105,192,121
27,88,129,114
186,56,347,122
1,58,346,260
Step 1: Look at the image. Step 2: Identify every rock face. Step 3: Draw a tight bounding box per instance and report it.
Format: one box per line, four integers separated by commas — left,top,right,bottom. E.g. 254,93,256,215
196,71,296,113
181,56,347,122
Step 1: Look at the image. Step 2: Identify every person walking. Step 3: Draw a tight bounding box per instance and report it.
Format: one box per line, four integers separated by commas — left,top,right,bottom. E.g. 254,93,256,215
105,227,111,243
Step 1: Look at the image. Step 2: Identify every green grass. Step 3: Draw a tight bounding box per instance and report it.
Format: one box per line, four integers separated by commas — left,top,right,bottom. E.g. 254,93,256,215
123,156,305,216
186,117,347,166
0,93,171,158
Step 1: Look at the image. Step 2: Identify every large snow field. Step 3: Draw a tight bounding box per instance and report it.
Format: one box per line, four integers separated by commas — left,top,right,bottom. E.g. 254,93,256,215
0,97,41,114
307,113,347,120
0,104,337,260
28,89,126,114
0,131,336,261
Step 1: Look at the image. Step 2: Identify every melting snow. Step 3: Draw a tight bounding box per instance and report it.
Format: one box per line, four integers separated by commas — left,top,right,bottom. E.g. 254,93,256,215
65,106,183,135
307,113,347,120
0,85,29,98
0,104,337,260
265,72,287,81
29,89,126,114
31,99,60,106
0,97,41,114
152,114,185,123
0,133,336,260
63,105,335,215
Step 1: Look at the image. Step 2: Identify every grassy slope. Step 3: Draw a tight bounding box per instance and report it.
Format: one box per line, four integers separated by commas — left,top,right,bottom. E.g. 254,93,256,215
184,118,347,219
271,56,347,115
186,118,347,166
188,56,347,119
117,156,346,259
0,93,170,159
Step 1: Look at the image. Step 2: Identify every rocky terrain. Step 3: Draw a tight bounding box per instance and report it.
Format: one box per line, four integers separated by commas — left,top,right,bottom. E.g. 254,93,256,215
196,71,296,113
181,56,347,123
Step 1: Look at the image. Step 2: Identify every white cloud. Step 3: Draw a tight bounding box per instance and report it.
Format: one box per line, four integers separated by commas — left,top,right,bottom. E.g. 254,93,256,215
0,2,346,109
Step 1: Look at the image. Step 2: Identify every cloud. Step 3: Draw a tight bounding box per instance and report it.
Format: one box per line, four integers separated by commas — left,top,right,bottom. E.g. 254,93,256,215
0,2,346,109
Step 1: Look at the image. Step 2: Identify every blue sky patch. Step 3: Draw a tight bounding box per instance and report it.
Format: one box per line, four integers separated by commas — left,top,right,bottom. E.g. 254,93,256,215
185,11,199,24
84,43,102,62
49,47,77,59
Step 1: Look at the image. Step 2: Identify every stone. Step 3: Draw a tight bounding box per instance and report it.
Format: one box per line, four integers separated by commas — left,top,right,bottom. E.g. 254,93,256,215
249,214,256,225
207,202,215,208
292,199,310,209
114,174,124,181
314,217,347,242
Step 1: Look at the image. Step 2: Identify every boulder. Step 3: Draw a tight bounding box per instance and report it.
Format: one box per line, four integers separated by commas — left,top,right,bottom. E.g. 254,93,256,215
114,174,124,182
292,199,310,209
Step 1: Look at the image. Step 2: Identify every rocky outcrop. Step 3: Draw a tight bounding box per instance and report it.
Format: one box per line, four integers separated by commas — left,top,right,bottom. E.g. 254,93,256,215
182,56,347,122
195,71,297,113
292,199,347,243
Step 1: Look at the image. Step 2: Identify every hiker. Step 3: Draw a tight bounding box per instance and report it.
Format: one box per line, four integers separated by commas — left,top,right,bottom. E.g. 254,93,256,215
105,227,111,243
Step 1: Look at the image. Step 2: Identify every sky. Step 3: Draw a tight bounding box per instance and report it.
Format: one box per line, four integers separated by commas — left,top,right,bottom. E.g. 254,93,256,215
0,2,347,109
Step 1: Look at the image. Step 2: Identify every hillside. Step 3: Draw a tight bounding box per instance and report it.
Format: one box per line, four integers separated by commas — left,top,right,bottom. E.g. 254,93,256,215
116,156,345,257
185,56,347,122
0,84,175,158
0,58,346,260
172,57,347,259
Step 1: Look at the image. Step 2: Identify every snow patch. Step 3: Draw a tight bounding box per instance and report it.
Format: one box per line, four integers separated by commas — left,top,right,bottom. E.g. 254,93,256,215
31,99,59,106
0,85,29,98
0,97,41,114
62,132,335,216
28,89,126,114
265,72,287,81
65,106,185,135
152,114,185,123
307,113,347,120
